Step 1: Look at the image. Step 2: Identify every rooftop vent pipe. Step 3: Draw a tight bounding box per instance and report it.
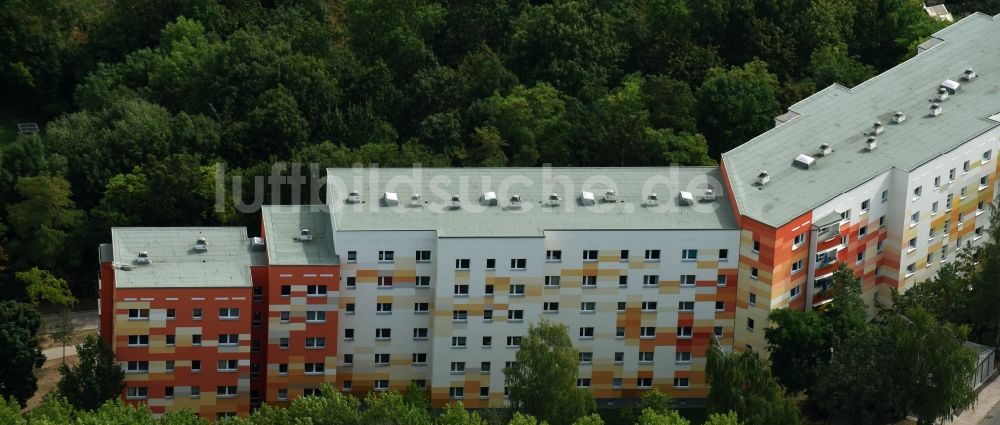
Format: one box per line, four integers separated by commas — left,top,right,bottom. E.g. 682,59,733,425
872,121,884,135
930,103,942,116
893,111,906,124
820,143,832,156
299,229,313,241
758,171,770,186
346,191,361,203
938,87,949,101
866,136,877,151
194,237,208,252
963,67,977,81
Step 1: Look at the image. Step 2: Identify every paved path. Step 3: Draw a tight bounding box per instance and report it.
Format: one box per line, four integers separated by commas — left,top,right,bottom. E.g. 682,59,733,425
947,373,1000,425
42,345,78,361
41,309,98,334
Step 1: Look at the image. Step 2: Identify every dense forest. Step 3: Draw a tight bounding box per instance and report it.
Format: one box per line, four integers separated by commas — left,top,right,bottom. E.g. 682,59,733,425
1,0,998,297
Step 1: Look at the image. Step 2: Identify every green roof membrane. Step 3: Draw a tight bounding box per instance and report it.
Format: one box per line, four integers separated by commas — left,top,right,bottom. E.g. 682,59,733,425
722,13,1000,228
326,167,738,237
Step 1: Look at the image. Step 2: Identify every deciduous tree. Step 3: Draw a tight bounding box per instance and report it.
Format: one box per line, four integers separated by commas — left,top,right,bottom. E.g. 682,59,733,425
58,334,125,410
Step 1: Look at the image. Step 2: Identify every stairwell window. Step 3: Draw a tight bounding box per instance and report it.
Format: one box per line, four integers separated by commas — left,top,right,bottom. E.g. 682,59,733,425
964,160,971,174
913,186,922,200
752,240,760,253
984,150,992,162
750,267,758,279
934,176,941,188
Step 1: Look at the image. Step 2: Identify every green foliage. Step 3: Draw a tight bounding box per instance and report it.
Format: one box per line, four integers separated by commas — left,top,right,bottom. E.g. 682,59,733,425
0,300,45,406
507,413,546,425
505,320,595,425
765,308,828,394
696,60,782,156
17,267,76,308
438,402,487,425
807,44,877,88
0,396,25,425
636,408,689,425
6,176,83,270
706,343,799,425
57,334,125,410
362,390,433,425
702,411,740,425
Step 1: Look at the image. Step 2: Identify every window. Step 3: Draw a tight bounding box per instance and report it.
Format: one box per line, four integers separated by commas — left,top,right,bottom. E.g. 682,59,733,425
719,249,729,260
882,190,889,202
616,327,625,338
639,351,654,363
638,378,653,388
306,285,327,296
620,250,629,261
982,176,990,190
192,334,202,346
856,252,864,264
376,302,392,314
253,287,263,302
191,360,201,372
976,226,985,239
486,258,495,269
909,237,917,250
507,309,524,321
415,276,430,287
906,263,916,276
877,240,884,252
277,388,289,400
964,160,971,173
128,309,149,320
790,285,801,299
280,311,290,323
546,250,562,261
166,360,175,372
484,309,493,321
454,284,469,296
617,302,626,312
450,362,466,374
579,352,593,364
750,267,759,279
126,387,148,400
715,301,725,311
747,318,756,331
218,334,239,346
944,219,951,235
680,275,696,286
913,185,922,199
861,199,871,212
344,329,354,340
414,302,429,313
217,386,238,398
375,354,390,366
643,275,659,286
217,359,238,372
453,310,468,321
583,250,598,261
929,227,936,240
510,258,526,270
579,327,595,339
644,249,661,261
791,259,804,274
127,335,149,346
165,386,174,399
480,387,489,398
641,301,657,312
673,378,689,389
192,308,202,320
613,378,623,389
749,292,757,306
640,327,656,338
455,258,470,269
950,168,957,181
985,150,993,162
306,311,326,322
449,387,464,399
347,251,357,262
375,328,391,340
545,276,561,287
278,338,288,349
377,276,393,288
858,225,868,238
166,308,176,319
714,326,724,337
927,253,934,266
581,276,597,287
190,386,201,398
510,284,525,295
374,380,389,391
580,302,596,313
416,250,431,262
126,361,148,373
305,337,326,349
752,240,760,252
678,301,694,311
481,361,491,372
614,352,625,363
506,336,522,347
681,249,698,261
717,275,728,286
979,201,987,214
482,336,492,347
911,212,920,225
543,302,559,313
793,232,806,247
880,215,886,227
676,352,692,363
576,378,592,388
931,201,939,215
345,277,356,288
619,275,628,287
280,363,290,373
413,328,428,340
378,250,394,262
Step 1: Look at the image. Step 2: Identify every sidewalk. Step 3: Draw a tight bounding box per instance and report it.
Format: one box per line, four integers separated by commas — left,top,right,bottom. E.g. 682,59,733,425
947,373,1000,425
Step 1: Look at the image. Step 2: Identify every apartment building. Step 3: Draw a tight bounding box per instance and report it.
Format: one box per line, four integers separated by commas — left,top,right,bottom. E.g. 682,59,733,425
98,13,1000,418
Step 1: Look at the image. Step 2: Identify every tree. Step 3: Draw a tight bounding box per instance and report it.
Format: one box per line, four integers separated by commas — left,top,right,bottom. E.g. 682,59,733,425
703,412,741,425
705,343,799,425
6,176,83,270
696,60,782,157
807,44,876,88
636,409,689,425
0,396,25,425
361,390,433,425
570,414,603,425
507,413,546,425
966,200,1000,347
437,402,486,425
0,300,45,406
57,334,125,410
505,320,595,425
18,267,76,309
765,308,828,395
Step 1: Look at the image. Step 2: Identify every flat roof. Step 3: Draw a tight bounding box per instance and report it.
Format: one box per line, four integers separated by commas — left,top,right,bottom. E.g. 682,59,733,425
722,13,1000,228
327,167,738,237
111,227,264,288
261,205,338,265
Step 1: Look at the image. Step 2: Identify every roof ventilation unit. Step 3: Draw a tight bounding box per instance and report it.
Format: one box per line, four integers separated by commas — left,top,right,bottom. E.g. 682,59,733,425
820,143,833,156
758,171,770,186
509,195,523,209
410,193,422,207
930,103,942,116
346,191,361,203
679,191,695,206
194,237,208,252
645,193,659,206
299,229,313,241
963,67,977,81
937,87,949,101
547,193,561,207
701,188,717,202
482,191,498,206
872,121,884,135
940,79,960,94
580,191,596,206
136,251,151,265
794,154,817,169
893,111,906,124
604,190,616,202
450,195,462,209
383,192,399,206
866,136,877,151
